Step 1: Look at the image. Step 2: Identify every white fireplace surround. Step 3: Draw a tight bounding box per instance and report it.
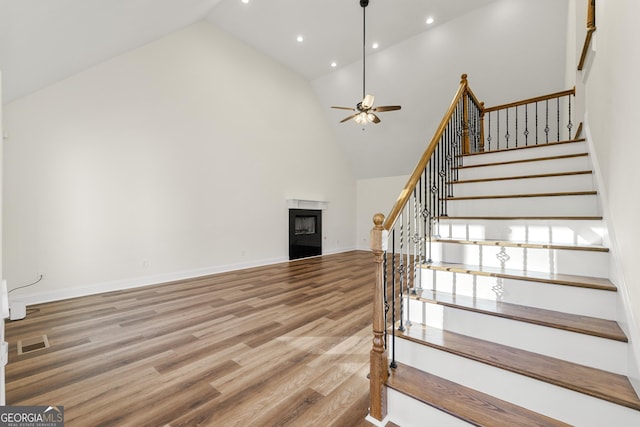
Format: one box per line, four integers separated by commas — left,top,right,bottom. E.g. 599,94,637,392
286,199,328,210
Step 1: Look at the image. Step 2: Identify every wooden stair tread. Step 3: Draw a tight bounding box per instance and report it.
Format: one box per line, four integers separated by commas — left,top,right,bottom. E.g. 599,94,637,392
437,216,603,220
387,362,571,427
449,170,592,184
455,152,588,169
397,326,640,410
445,190,597,200
422,261,617,291
461,139,586,158
412,289,626,341
435,237,608,252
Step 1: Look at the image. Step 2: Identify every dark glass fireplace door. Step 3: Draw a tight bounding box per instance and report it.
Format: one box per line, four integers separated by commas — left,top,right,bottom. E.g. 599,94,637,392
289,209,322,260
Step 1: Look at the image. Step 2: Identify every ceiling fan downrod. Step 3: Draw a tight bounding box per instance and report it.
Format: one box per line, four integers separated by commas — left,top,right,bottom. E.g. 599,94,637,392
361,0,368,100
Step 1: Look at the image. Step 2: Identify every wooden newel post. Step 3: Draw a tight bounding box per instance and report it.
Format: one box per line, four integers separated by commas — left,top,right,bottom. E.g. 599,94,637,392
370,213,388,421
461,74,470,154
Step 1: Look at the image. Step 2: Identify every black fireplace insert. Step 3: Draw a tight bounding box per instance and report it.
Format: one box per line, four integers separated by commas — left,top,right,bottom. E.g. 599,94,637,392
289,209,322,260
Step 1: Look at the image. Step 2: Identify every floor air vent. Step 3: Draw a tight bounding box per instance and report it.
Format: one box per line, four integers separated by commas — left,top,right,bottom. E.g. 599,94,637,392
17,335,49,355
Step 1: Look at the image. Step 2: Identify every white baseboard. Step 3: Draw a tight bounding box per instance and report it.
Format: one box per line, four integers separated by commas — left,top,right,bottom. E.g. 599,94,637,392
11,247,356,306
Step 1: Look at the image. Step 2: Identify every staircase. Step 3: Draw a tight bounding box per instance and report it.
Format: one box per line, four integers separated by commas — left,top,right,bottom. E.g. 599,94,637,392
381,138,640,426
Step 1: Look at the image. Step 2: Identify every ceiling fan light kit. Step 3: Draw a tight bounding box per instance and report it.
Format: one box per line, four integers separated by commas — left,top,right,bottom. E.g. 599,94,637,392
331,0,401,125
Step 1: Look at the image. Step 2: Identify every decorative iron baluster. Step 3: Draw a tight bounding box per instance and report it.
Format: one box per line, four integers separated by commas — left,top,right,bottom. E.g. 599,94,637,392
423,166,431,264
497,109,500,149
487,112,492,151
398,214,405,332
545,99,550,143
412,190,420,295
567,94,573,139
390,229,397,369
536,102,538,145
416,177,424,293
514,105,518,147
524,104,529,146
557,97,560,141
383,249,389,349
405,206,412,327
505,108,510,148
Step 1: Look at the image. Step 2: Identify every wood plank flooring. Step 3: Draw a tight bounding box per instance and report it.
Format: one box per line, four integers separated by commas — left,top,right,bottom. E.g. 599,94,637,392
5,251,376,427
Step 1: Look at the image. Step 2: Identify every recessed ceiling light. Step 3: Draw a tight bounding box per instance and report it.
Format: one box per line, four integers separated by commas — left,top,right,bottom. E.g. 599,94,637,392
426,17,435,25
372,42,379,49
241,0,249,3
296,35,304,43
330,62,337,68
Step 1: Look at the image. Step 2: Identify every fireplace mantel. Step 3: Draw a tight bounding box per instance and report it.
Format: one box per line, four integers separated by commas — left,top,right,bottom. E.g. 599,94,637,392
286,199,328,210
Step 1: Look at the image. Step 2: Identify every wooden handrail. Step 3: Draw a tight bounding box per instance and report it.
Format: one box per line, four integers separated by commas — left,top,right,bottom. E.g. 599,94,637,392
578,27,596,71
579,0,596,70
587,0,595,28
382,74,470,231
484,88,576,113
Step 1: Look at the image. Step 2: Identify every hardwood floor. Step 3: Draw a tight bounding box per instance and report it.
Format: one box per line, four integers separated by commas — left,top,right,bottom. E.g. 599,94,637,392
5,251,376,427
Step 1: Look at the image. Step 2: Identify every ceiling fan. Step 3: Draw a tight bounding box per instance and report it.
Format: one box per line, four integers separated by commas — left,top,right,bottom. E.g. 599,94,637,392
331,0,401,125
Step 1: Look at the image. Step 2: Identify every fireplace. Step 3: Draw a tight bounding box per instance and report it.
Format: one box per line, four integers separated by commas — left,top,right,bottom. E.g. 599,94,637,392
289,209,322,260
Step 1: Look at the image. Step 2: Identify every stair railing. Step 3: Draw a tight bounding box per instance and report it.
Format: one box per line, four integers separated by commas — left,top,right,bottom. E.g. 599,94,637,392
483,87,576,151
368,75,581,421
369,74,482,422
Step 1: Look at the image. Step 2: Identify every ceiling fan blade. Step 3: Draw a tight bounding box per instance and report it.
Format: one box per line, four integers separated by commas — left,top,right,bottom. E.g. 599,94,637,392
373,105,402,112
331,106,356,111
340,113,359,123
362,94,375,109
369,113,381,124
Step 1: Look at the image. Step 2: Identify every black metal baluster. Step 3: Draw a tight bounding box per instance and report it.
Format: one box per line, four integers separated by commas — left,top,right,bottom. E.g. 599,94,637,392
524,104,529,146
497,109,500,150
505,108,510,148
536,102,538,145
398,214,405,333
383,250,388,349
567,94,573,139
390,230,397,368
557,97,560,141
516,106,519,147
487,112,492,151
447,122,453,198
545,99,550,143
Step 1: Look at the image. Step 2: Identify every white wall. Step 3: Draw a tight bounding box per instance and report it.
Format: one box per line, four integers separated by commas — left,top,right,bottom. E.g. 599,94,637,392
572,0,640,391
356,175,410,250
3,21,356,303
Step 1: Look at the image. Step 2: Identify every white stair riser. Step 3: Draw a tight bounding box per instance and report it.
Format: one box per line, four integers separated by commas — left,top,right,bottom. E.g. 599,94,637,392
436,219,605,246
446,194,600,217
393,338,640,426
463,142,588,167
452,173,594,197
458,156,591,181
433,242,609,278
405,300,626,374
418,269,617,319
386,389,471,427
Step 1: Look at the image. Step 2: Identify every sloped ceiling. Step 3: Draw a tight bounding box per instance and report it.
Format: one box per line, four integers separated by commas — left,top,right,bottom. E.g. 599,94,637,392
0,0,568,179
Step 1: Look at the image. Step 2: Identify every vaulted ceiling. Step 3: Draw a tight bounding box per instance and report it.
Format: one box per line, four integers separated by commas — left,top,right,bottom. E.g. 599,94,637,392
1,0,567,179
0,0,496,103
